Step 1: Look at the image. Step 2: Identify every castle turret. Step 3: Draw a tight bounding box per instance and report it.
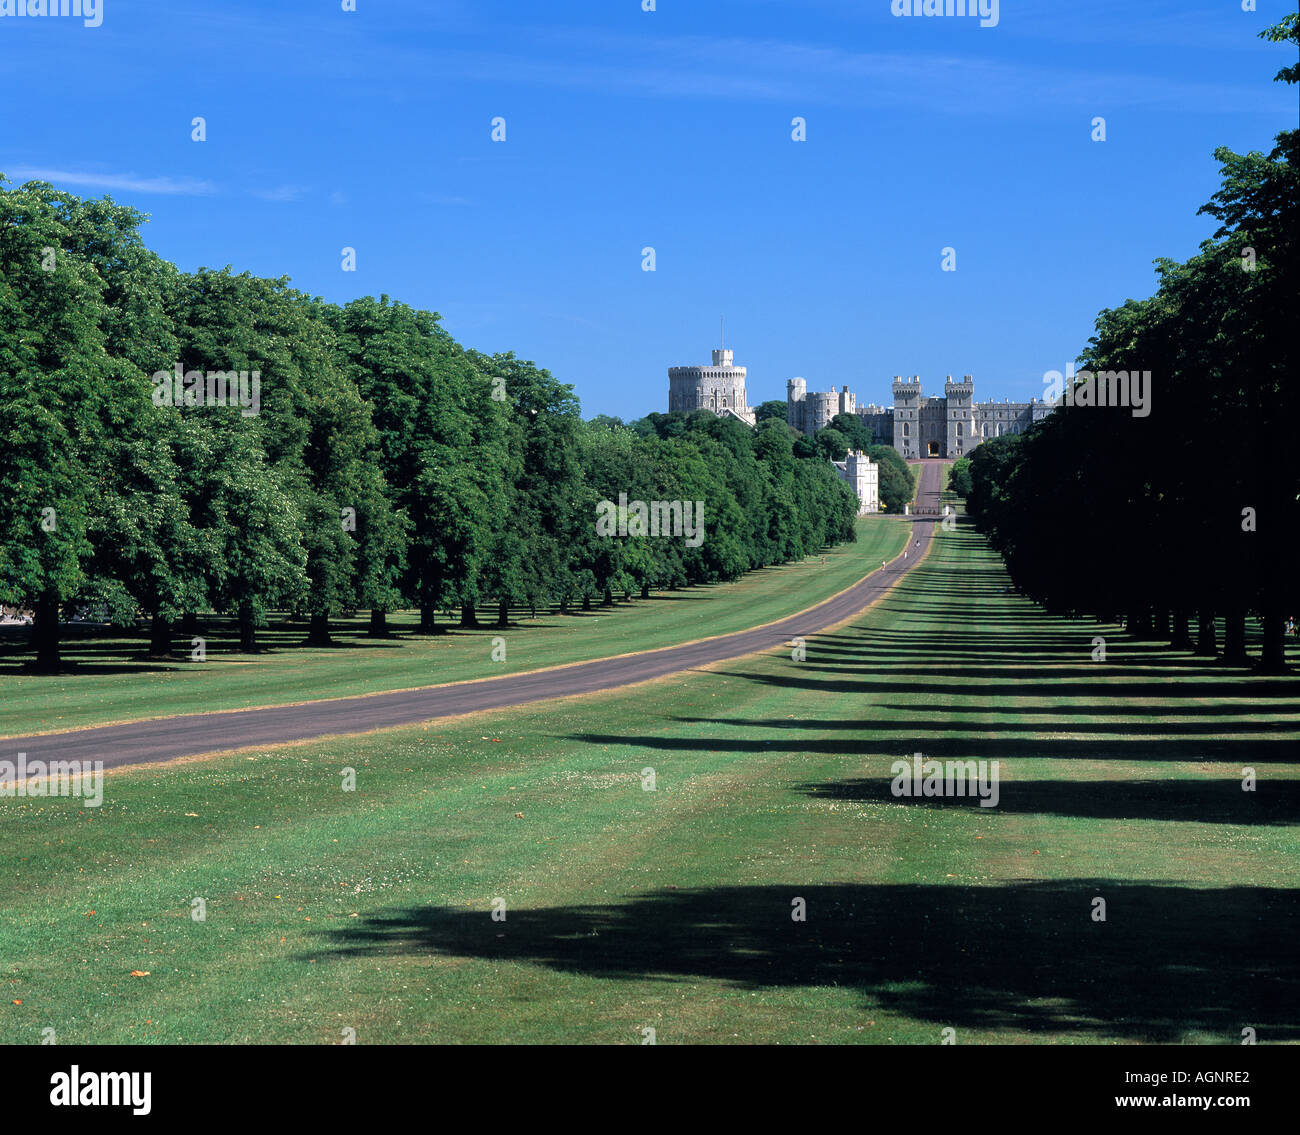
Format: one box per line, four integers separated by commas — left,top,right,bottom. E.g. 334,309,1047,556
668,342,755,425
786,377,807,431
892,376,921,460
944,374,975,456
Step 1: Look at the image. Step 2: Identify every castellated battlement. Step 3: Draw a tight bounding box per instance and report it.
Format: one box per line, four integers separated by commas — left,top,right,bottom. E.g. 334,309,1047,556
787,380,857,435
667,343,755,425
666,343,1056,465
788,373,1056,461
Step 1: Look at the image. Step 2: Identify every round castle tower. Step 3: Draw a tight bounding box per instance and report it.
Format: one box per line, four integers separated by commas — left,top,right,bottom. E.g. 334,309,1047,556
669,347,755,425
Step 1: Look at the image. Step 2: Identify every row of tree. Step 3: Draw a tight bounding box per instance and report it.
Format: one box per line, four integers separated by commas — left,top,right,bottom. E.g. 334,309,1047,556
956,17,1298,673
0,180,861,671
612,407,916,514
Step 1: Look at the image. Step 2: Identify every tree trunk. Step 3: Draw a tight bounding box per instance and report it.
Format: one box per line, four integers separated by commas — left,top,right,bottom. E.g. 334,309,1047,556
558,595,569,615
32,592,60,672
640,582,650,599
306,612,332,646
1127,609,1150,640
460,603,479,628
602,588,613,607
496,600,509,629
150,614,173,657
1151,609,1169,640
368,609,388,638
581,594,591,612
1221,609,1248,665
238,600,257,652
1169,609,1192,650
1258,609,1287,674
1195,609,1216,655
180,611,198,637
418,605,439,634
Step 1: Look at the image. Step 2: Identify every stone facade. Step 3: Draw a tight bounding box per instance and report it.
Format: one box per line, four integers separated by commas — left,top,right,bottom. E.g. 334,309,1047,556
668,347,755,425
786,378,853,434
890,375,1052,459
788,374,1053,460
832,450,880,515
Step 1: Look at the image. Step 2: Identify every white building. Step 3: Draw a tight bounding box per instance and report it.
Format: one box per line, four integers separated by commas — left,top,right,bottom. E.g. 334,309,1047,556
832,450,879,516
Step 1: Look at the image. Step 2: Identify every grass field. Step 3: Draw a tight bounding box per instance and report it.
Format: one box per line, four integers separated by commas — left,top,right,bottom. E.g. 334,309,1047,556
3,520,1295,1044
0,518,908,737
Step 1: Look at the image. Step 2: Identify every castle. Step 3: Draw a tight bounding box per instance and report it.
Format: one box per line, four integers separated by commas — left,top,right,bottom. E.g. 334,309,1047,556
666,344,1052,513
788,375,1053,460
668,344,875,512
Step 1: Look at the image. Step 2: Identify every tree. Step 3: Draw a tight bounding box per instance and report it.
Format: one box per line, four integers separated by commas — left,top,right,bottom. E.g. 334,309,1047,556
814,427,850,462
754,399,788,423
830,412,873,453
0,179,135,669
948,456,973,499
963,15,1297,671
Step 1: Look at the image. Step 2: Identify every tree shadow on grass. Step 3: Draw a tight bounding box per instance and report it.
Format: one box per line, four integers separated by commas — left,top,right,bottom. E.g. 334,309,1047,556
683,714,1300,739
790,776,1300,825
311,881,1299,1042
569,729,1300,764
705,668,1300,703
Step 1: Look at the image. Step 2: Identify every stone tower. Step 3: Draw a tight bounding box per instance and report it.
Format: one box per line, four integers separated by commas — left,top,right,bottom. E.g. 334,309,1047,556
668,345,755,425
944,374,974,457
892,375,921,460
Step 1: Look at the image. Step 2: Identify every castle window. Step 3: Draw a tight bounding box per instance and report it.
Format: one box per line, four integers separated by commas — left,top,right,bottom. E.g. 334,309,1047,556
956,422,963,437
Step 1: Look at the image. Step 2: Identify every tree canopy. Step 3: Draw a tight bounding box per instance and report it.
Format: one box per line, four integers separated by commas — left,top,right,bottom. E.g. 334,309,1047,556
0,183,861,669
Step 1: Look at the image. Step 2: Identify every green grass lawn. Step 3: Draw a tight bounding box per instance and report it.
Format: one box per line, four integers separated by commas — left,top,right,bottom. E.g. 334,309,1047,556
0,518,908,737
2,521,1295,1045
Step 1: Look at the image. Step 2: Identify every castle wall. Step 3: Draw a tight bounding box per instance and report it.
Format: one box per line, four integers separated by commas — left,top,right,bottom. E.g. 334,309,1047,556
774,369,1055,458
786,382,855,434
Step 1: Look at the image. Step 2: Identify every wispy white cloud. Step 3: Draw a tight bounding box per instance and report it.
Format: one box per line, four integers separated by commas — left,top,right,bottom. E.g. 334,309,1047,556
252,183,307,203
7,166,217,196
284,24,1274,116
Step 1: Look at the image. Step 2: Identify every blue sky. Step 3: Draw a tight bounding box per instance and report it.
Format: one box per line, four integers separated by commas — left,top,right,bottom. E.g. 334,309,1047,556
1,0,1294,418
